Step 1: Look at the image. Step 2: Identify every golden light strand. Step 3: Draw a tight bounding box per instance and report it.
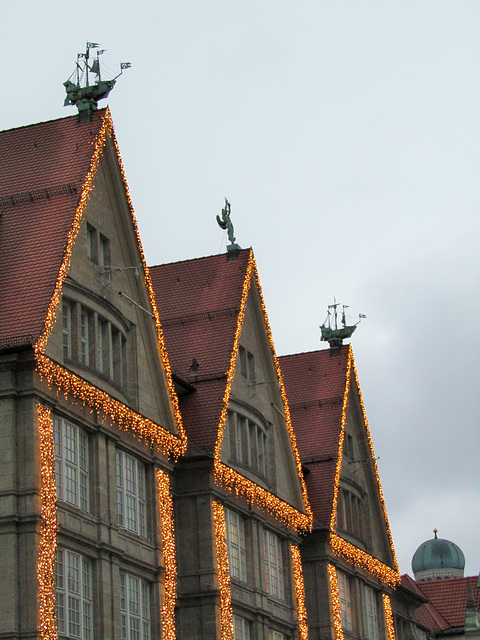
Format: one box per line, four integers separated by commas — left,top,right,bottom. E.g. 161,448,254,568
329,533,400,588
36,111,112,355
109,117,185,445
290,545,309,640
328,347,400,587
382,594,396,640
329,346,352,533
212,501,234,640
36,404,58,640
213,251,312,533
351,358,399,574
327,564,344,640
215,460,311,532
34,109,186,458
156,470,177,640
36,353,185,458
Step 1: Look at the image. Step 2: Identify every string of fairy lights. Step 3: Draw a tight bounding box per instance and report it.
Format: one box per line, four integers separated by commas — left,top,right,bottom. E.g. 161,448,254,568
383,594,396,640
156,470,177,640
212,501,235,640
328,347,400,588
213,251,313,533
328,563,396,640
290,545,309,640
327,564,345,640
36,404,58,640
35,107,186,459
34,109,184,638
31,108,401,640
330,533,399,588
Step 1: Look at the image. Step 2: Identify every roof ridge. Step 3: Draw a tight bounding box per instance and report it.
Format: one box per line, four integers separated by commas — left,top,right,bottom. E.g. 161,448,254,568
149,247,252,270
0,109,107,135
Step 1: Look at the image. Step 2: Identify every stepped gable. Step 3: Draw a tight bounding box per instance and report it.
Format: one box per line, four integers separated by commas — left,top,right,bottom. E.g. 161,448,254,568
150,249,251,450
279,345,350,526
416,577,480,632
0,110,106,348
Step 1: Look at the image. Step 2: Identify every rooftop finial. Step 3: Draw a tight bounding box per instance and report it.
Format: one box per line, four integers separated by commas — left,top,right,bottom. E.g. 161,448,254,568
216,197,241,258
64,42,131,121
433,528,438,538
320,299,365,348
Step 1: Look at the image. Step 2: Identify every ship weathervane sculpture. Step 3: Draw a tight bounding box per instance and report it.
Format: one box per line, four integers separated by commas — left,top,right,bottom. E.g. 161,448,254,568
216,198,240,257
320,300,366,348
64,42,131,122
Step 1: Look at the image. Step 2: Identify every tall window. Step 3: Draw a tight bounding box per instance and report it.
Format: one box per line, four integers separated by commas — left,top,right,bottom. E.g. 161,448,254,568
63,301,72,360
120,573,151,640
54,417,89,512
56,549,92,639
99,233,110,267
225,509,247,582
269,632,285,640
80,309,90,366
233,615,250,640
337,570,352,630
365,586,379,640
116,451,146,538
239,345,255,381
227,411,268,477
263,530,284,599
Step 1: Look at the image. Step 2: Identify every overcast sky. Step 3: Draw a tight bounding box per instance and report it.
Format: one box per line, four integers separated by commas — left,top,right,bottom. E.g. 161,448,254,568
2,1,479,577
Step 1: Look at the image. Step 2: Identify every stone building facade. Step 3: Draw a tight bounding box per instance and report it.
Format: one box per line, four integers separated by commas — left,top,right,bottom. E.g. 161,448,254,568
0,110,186,639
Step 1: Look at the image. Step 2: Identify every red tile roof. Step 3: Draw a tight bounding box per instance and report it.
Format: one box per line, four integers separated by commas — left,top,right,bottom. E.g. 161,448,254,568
0,110,106,348
415,576,480,632
279,346,350,526
150,250,252,451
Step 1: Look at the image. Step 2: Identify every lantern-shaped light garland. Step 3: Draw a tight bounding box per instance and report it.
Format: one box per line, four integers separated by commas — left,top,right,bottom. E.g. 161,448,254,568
156,470,177,640
214,251,312,533
290,545,308,640
35,108,186,460
36,404,58,640
329,347,400,587
383,594,396,640
327,564,344,640
212,501,234,640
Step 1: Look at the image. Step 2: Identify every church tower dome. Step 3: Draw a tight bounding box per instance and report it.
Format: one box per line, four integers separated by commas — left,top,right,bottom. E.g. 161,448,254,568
412,529,465,582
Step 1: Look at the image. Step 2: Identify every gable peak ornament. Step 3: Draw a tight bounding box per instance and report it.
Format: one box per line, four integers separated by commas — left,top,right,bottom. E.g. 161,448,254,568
64,42,131,122
216,197,240,258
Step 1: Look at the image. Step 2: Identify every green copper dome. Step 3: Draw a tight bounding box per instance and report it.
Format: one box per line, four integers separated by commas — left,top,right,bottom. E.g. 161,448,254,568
412,530,465,574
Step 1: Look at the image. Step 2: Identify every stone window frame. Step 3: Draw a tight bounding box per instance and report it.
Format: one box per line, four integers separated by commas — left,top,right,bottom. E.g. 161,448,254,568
233,614,251,640
116,449,147,539
225,507,248,583
263,529,285,600
55,548,93,639
120,571,151,640
365,584,380,640
337,569,353,631
54,415,89,513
